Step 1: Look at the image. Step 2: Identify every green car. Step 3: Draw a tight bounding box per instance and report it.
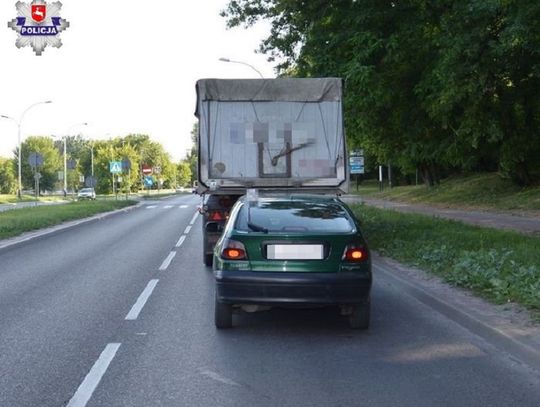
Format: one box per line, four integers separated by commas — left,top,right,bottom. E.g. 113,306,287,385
213,194,372,329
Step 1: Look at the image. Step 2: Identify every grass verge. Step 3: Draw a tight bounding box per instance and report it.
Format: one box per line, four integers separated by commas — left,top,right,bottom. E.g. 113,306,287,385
351,204,540,317
0,194,67,204
0,200,137,240
352,173,540,212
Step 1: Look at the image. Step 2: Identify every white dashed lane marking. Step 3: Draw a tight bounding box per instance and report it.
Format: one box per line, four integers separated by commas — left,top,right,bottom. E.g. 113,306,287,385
125,279,159,320
145,205,157,209
164,205,174,209
175,235,186,247
189,212,199,225
158,251,176,271
179,205,188,208
184,225,192,235
66,343,121,407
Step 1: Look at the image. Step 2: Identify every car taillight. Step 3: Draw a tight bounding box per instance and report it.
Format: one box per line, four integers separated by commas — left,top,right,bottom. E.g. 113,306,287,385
342,245,368,262
221,239,247,260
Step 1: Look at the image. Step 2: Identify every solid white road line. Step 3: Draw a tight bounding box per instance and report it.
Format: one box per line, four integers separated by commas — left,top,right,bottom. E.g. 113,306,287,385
66,343,121,407
184,225,192,235
189,212,199,225
175,235,186,247
125,279,159,320
158,251,176,271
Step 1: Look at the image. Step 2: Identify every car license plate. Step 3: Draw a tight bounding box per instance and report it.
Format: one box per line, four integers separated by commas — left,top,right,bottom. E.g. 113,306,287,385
267,244,324,260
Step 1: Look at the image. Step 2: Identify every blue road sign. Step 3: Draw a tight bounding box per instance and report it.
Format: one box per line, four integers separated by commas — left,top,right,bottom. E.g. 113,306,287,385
144,176,153,187
109,161,122,174
28,152,43,168
349,156,364,174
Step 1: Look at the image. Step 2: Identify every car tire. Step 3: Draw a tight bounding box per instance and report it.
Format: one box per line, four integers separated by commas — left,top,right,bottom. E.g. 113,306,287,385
215,294,232,329
204,253,213,267
349,298,370,329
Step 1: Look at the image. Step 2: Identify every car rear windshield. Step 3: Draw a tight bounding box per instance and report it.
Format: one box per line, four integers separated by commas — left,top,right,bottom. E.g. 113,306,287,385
234,201,355,233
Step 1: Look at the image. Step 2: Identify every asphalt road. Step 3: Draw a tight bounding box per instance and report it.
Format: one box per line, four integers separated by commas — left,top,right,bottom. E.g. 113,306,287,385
0,194,539,407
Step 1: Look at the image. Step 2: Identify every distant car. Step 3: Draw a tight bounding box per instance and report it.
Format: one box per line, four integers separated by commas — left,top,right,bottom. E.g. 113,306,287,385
77,188,96,200
213,194,372,329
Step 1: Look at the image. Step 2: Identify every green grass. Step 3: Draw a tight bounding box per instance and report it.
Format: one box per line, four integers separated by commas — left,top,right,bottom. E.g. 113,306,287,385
352,173,540,212
0,200,137,240
351,204,540,316
0,194,67,204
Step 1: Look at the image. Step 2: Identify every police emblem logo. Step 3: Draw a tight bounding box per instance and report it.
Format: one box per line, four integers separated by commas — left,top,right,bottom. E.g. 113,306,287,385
8,0,70,56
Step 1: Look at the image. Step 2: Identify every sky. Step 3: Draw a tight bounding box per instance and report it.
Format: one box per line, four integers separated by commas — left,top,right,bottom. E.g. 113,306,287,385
0,0,275,161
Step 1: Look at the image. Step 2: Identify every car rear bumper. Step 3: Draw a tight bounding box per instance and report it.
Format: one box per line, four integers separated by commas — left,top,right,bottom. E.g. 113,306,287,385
215,270,371,305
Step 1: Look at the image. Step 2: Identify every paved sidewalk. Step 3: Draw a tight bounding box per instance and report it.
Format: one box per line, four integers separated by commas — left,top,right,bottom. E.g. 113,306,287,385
341,196,540,235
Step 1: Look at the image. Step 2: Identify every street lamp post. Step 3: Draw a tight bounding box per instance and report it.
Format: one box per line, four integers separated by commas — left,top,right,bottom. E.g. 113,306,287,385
218,57,264,78
1,100,52,198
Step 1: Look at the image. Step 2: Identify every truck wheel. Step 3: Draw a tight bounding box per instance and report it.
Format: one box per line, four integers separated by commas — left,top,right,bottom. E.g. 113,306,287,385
349,298,370,329
215,295,232,329
204,253,213,267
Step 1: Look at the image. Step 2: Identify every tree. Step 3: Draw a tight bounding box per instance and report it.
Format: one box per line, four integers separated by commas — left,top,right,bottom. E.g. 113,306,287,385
176,161,192,187
0,157,16,194
20,136,62,192
222,0,540,186
187,123,198,184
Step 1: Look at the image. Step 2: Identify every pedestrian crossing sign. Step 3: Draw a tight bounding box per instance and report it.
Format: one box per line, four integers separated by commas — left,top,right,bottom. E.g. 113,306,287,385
109,161,122,174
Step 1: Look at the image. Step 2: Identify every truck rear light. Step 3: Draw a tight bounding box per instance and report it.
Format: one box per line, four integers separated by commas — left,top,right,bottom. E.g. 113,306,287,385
209,211,225,221
342,245,368,262
221,239,247,260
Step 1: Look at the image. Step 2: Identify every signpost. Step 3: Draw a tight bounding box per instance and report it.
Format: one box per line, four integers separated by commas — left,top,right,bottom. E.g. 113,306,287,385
142,164,152,175
349,149,365,191
109,161,122,199
85,176,97,188
109,161,122,174
28,152,43,202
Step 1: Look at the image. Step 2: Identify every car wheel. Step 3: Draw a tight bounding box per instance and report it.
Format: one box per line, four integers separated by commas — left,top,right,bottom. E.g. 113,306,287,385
215,294,232,329
204,253,213,267
349,298,370,329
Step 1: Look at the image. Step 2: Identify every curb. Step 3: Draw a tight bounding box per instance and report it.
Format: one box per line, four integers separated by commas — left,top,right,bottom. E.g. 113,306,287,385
374,260,540,372
0,202,144,252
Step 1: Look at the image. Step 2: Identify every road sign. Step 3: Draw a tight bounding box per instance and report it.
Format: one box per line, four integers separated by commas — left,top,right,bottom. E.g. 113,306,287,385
109,161,122,174
122,159,131,171
67,159,76,170
144,176,153,187
350,156,365,174
28,152,43,168
85,176,97,188
142,164,152,175
153,165,161,174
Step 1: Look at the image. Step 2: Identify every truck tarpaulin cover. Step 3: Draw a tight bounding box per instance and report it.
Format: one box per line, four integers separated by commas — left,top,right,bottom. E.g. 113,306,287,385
195,78,347,193
195,78,342,112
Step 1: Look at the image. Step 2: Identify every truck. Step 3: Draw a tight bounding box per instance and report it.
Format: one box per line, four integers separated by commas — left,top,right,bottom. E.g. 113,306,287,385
194,78,348,266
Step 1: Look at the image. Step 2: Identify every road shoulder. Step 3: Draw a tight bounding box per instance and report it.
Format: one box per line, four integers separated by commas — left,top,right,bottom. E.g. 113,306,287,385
374,253,540,372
